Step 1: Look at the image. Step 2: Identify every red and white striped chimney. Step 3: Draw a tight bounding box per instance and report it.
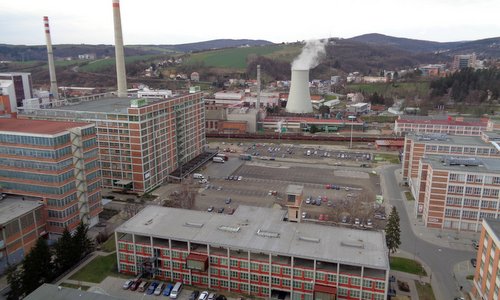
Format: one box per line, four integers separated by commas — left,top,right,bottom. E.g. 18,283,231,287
112,0,127,97
43,16,59,99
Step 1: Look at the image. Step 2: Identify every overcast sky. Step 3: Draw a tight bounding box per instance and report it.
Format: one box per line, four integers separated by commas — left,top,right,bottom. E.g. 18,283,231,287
1,0,499,45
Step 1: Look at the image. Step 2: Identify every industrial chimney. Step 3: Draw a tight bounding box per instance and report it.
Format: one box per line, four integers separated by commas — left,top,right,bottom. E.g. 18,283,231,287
285,69,312,113
43,16,58,99
112,0,127,97
256,65,261,109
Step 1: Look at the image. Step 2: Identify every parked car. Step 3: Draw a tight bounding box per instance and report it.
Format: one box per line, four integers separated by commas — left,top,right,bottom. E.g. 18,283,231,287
154,282,165,296
207,206,214,212
208,293,217,300
130,279,141,291
316,199,321,206
302,212,307,219
198,291,209,300
147,281,159,295
217,207,224,213
138,281,149,293
341,216,348,223
122,279,134,290
237,176,242,181
319,214,325,221
471,258,477,267
225,197,232,204
366,219,373,227
215,296,227,300
354,218,360,226
189,291,200,300
162,283,174,296
472,240,479,250
305,197,311,204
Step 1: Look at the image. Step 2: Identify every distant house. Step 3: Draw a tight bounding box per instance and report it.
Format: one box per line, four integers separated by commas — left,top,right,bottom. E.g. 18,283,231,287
190,72,200,82
77,53,96,60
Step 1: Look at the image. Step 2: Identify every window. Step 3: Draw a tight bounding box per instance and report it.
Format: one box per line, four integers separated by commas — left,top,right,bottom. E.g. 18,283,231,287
293,269,303,277
282,279,291,287
282,267,291,275
261,265,269,272
230,271,238,278
250,274,258,281
375,281,385,289
316,272,325,280
363,279,372,288
240,261,248,270
272,265,281,274
350,290,360,298
250,262,259,271
230,259,238,267
351,277,361,286
327,274,337,282
304,270,313,279
272,277,280,284
261,275,269,283
230,282,238,289
240,273,248,280
339,275,348,284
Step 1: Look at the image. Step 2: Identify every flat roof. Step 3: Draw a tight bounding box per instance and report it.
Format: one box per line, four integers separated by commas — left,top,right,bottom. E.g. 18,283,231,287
407,133,492,146
50,97,134,114
0,197,42,225
484,219,500,241
286,184,304,195
0,118,91,135
423,155,500,173
397,115,487,126
116,205,389,269
25,284,121,300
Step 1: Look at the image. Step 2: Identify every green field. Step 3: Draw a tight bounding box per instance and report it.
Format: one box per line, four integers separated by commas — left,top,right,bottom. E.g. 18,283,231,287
390,257,427,276
69,254,118,283
79,55,159,72
186,44,300,70
347,82,430,98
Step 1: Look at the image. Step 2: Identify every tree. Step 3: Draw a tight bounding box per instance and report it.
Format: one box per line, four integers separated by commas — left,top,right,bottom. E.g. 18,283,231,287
318,105,330,116
53,228,78,274
385,206,401,254
21,237,55,295
6,265,23,300
73,222,94,260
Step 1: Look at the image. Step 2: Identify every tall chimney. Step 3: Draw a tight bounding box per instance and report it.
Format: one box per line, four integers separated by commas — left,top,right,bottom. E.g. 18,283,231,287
285,69,312,113
43,16,58,99
112,0,127,97
256,65,261,110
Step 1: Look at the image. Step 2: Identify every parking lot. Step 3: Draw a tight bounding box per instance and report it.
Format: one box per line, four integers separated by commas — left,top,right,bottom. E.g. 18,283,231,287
192,155,386,230
95,276,235,300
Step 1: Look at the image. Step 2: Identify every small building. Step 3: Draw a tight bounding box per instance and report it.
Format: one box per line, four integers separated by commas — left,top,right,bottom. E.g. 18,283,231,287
285,184,304,223
190,72,200,82
347,102,370,114
375,140,404,151
0,197,46,274
473,218,500,299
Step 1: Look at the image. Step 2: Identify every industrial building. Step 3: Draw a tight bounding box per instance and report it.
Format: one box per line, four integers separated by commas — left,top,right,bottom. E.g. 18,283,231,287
18,92,206,194
472,218,500,299
0,196,46,274
115,205,389,300
415,155,500,231
0,118,101,237
0,72,33,111
394,115,488,136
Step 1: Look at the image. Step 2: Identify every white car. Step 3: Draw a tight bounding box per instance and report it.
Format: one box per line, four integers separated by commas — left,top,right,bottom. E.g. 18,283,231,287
198,291,209,300
237,176,242,181
154,282,165,296
302,212,307,219
208,293,217,300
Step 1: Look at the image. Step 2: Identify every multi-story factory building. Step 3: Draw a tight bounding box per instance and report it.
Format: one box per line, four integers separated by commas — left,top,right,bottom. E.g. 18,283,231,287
0,118,101,236
416,155,500,231
115,206,389,300
394,115,488,136
18,93,206,194
473,218,500,299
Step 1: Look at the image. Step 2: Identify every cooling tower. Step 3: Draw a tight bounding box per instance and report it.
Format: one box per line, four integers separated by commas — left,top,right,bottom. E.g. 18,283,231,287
286,69,312,113
43,16,58,99
112,0,127,97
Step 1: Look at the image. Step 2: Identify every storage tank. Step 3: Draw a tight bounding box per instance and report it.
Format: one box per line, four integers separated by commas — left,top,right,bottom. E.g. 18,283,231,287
285,69,312,113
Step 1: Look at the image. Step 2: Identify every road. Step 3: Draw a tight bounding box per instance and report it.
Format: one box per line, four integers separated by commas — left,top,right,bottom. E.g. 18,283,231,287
380,165,473,300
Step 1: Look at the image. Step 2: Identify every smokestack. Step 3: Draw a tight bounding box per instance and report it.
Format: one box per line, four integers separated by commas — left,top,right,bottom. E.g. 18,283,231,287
256,65,261,110
112,0,127,97
285,69,312,113
43,16,58,99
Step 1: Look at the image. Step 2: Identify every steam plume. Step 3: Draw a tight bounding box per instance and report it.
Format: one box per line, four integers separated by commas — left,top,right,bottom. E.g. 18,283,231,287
291,39,328,70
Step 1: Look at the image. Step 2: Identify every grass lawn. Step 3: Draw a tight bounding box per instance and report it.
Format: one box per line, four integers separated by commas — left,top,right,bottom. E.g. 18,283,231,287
404,191,415,201
69,254,118,283
347,82,430,98
415,281,436,300
374,153,400,164
60,282,90,291
100,236,116,253
79,55,159,72
390,257,427,276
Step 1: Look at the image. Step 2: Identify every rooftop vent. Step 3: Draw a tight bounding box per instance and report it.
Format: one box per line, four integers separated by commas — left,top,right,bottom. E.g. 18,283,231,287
184,222,204,228
298,236,320,243
256,229,280,238
144,219,153,226
341,240,364,249
218,225,240,233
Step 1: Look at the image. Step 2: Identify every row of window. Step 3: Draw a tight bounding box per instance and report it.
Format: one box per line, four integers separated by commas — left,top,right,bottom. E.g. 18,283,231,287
47,193,77,207
446,197,500,209
48,204,78,219
0,169,74,183
0,133,69,146
444,209,497,219
447,185,500,197
425,145,498,155
449,173,500,185
0,157,73,171
0,181,76,195
0,145,71,159
48,214,80,229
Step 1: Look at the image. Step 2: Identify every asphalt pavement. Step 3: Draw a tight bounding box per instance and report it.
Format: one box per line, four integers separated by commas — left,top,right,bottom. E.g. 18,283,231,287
380,165,476,300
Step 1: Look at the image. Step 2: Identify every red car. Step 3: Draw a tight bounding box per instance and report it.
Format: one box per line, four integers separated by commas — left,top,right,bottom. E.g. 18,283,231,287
319,214,325,221
130,279,142,291
325,184,331,189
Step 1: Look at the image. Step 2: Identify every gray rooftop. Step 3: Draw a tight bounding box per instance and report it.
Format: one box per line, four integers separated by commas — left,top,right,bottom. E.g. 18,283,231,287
408,133,493,147
286,184,304,195
116,205,389,270
25,284,120,300
423,155,500,174
0,197,42,225
399,115,483,122
484,218,500,241
52,97,136,114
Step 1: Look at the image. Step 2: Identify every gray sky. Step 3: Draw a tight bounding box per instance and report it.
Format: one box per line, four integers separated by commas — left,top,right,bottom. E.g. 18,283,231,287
1,0,499,45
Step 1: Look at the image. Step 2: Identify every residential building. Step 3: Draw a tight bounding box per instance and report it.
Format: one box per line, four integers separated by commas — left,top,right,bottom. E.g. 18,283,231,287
18,92,206,194
473,218,500,300
191,72,200,82
0,118,101,237
0,72,33,108
402,132,500,199
0,196,46,273
416,155,500,231
453,53,477,71
115,205,389,300
418,64,446,77
394,115,488,136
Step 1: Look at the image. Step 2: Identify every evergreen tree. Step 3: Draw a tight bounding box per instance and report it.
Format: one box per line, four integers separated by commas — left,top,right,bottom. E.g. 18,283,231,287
54,228,78,274
73,222,94,260
385,206,401,254
21,237,54,295
6,265,23,300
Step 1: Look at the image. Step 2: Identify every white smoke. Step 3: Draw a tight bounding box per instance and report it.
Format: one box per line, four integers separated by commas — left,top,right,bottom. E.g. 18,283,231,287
291,39,328,70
